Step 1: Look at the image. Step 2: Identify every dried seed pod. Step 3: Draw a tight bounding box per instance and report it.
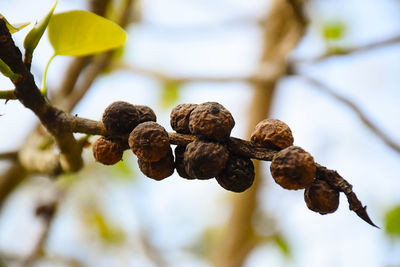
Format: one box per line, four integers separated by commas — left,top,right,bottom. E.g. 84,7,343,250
174,145,194,179
184,139,229,179
129,121,170,162
216,155,255,193
138,149,175,180
250,118,294,150
304,179,340,214
270,146,316,190
92,136,123,165
102,101,140,136
170,103,198,134
135,105,157,123
188,102,235,141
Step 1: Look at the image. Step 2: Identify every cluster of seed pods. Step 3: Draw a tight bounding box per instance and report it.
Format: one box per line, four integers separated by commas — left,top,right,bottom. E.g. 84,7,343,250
92,101,340,215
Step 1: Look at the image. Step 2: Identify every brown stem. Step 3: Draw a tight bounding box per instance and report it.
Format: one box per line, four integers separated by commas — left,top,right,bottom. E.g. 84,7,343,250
21,199,60,267
315,164,379,228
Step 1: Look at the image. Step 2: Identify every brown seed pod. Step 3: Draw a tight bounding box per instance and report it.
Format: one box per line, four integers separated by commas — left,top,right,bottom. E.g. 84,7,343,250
188,102,235,141
170,103,198,134
174,145,194,179
304,179,340,214
270,146,316,190
250,118,294,150
135,105,157,123
216,155,255,193
138,149,175,180
92,136,123,165
129,121,170,162
184,139,229,179
102,101,140,136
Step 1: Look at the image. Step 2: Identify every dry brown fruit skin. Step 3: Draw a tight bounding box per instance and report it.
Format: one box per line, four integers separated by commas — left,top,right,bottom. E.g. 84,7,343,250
135,105,157,123
270,146,316,190
250,118,294,150
129,121,170,162
174,145,194,179
170,103,198,134
304,179,340,214
92,136,123,165
184,139,229,179
102,101,140,136
138,149,175,180
216,155,255,193
188,102,235,142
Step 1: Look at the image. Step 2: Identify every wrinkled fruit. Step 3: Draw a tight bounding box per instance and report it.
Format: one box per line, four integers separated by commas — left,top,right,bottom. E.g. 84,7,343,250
138,149,175,180
304,179,339,214
102,101,140,136
184,139,229,179
129,121,170,162
216,155,255,193
270,146,316,190
188,102,235,142
170,103,198,134
92,136,123,165
251,118,294,150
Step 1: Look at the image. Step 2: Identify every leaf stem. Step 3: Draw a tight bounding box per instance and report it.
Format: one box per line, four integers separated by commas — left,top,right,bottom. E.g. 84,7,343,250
0,58,20,82
0,90,16,99
41,53,56,96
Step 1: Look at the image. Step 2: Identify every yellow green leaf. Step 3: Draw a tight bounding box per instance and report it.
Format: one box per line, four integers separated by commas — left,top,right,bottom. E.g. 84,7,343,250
0,58,19,82
385,205,400,238
160,80,181,108
0,14,30,34
273,234,291,258
24,0,58,62
322,21,346,40
48,10,126,56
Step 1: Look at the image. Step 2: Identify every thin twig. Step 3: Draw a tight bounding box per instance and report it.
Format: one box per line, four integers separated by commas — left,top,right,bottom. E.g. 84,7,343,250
21,199,60,267
301,74,400,154
0,151,18,160
292,34,400,64
0,89,16,100
117,62,264,84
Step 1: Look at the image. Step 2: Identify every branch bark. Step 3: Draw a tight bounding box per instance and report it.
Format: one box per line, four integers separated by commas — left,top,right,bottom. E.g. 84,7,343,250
0,0,133,208
0,19,83,172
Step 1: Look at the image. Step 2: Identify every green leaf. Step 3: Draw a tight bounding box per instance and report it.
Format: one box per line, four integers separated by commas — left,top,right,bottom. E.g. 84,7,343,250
0,58,19,82
322,21,345,40
48,10,126,56
24,0,58,63
385,205,400,238
160,80,181,108
86,211,125,244
0,14,30,34
273,234,291,258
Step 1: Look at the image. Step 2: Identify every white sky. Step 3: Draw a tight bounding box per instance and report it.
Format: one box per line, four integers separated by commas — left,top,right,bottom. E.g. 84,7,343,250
0,0,400,266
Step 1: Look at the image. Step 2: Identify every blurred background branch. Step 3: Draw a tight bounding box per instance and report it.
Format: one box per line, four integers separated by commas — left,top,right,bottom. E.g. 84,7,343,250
0,0,399,266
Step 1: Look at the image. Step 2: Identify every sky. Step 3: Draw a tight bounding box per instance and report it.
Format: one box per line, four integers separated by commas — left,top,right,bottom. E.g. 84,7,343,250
0,0,400,266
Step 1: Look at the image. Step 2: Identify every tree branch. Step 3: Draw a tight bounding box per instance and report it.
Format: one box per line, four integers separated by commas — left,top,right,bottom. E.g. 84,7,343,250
300,74,400,154
0,0,132,209
21,199,59,267
0,151,18,160
292,33,400,64
60,112,377,227
0,19,83,172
